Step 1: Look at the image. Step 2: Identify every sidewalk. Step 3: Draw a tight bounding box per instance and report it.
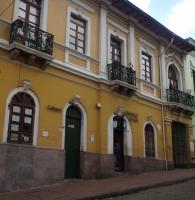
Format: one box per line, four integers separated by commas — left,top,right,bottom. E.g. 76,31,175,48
1,169,195,200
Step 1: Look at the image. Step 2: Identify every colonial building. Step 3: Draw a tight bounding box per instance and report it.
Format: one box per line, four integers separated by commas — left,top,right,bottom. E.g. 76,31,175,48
185,38,195,153
0,0,195,192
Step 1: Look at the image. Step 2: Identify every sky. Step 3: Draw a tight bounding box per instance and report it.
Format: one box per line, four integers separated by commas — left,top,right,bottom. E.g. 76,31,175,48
129,0,195,39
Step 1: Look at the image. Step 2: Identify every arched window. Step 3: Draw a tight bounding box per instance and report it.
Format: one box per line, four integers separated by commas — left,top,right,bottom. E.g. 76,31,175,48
145,124,155,158
7,92,35,144
168,65,178,89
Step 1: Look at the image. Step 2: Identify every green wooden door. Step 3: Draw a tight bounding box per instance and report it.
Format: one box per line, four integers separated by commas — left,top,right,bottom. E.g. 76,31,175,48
172,122,188,168
65,106,81,179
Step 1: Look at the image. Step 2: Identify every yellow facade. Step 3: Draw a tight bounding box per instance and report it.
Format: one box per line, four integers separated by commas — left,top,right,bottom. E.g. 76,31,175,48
0,0,194,191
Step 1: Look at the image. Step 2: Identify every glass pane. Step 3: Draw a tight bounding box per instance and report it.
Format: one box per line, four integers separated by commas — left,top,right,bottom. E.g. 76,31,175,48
23,124,31,132
70,29,76,37
12,115,20,122
13,106,21,113
29,15,36,23
78,40,84,47
11,124,19,131
69,36,76,44
24,117,32,124
77,47,84,53
10,133,19,141
22,135,30,142
78,26,84,34
70,43,76,50
70,23,76,30
19,9,26,19
30,6,37,15
20,1,26,10
78,34,84,41
25,108,32,115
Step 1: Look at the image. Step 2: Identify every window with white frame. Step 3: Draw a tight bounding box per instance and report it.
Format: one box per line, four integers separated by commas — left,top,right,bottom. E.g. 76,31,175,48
69,13,86,54
18,0,41,27
141,51,152,82
110,36,122,63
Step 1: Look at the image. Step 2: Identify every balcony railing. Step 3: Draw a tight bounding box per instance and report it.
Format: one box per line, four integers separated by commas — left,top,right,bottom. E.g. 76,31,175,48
107,62,136,86
9,19,54,55
166,88,195,109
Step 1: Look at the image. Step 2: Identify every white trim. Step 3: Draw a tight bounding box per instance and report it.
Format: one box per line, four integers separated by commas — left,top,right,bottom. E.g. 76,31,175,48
71,0,95,13
12,0,48,31
99,6,108,78
108,29,127,66
0,38,9,50
139,37,157,50
166,61,183,91
3,87,40,146
128,25,135,67
107,18,129,34
62,103,87,151
143,121,158,159
108,114,133,156
40,0,48,31
65,7,91,57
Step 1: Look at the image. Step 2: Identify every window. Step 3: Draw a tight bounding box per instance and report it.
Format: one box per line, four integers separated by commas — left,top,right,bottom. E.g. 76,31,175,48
69,13,86,54
141,51,152,82
192,70,195,93
145,124,155,158
110,36,121,63
7,92,35,145
168,65,178,89
19,0,41,27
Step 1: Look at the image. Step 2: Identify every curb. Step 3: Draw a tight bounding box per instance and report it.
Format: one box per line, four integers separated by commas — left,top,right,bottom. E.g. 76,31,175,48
77,176,195,200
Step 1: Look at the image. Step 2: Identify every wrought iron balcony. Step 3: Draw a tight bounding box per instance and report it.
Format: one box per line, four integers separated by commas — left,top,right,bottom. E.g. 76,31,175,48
166,88,195,113
107,62,136,96
107,62,136,86
9,19,54,55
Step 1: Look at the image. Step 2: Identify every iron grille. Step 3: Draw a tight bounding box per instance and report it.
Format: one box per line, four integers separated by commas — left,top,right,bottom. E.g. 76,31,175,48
107,62,136,86
9,19,54,55
166,88,195,108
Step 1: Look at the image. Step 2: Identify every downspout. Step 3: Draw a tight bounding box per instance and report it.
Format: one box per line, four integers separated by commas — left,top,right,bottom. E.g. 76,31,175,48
159,57,168,172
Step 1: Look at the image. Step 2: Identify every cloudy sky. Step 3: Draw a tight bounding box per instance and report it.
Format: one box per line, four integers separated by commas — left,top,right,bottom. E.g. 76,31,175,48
129,0,195,39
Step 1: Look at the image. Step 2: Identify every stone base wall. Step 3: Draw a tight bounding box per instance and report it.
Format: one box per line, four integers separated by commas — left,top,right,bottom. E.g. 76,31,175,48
0,144,64,192
0,144,175,192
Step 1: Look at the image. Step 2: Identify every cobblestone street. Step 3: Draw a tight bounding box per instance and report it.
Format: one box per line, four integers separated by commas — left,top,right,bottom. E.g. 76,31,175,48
104,179,195,200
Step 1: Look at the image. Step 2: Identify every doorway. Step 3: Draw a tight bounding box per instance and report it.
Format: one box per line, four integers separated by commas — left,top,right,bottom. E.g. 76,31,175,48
172,122,188,168
65,105,81,179
113,116,125,172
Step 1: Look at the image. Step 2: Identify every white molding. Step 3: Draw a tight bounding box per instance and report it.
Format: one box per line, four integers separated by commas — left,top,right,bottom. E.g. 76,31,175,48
143,121,158,159
70,0,95,13
65,6,91,57
108,114,133,156
0,38,9,50
62,102,87,151
107,18,129,34
13,0,20,21
139,37,157,50
108,29,127,66
40,0,48,31
99,6,108,78
3,87,40,146
128,25,135,67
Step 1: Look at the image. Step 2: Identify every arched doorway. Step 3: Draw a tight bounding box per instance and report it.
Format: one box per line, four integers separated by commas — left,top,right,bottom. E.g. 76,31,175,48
113,116,125,172
65,105,81,179
7,92,35,144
